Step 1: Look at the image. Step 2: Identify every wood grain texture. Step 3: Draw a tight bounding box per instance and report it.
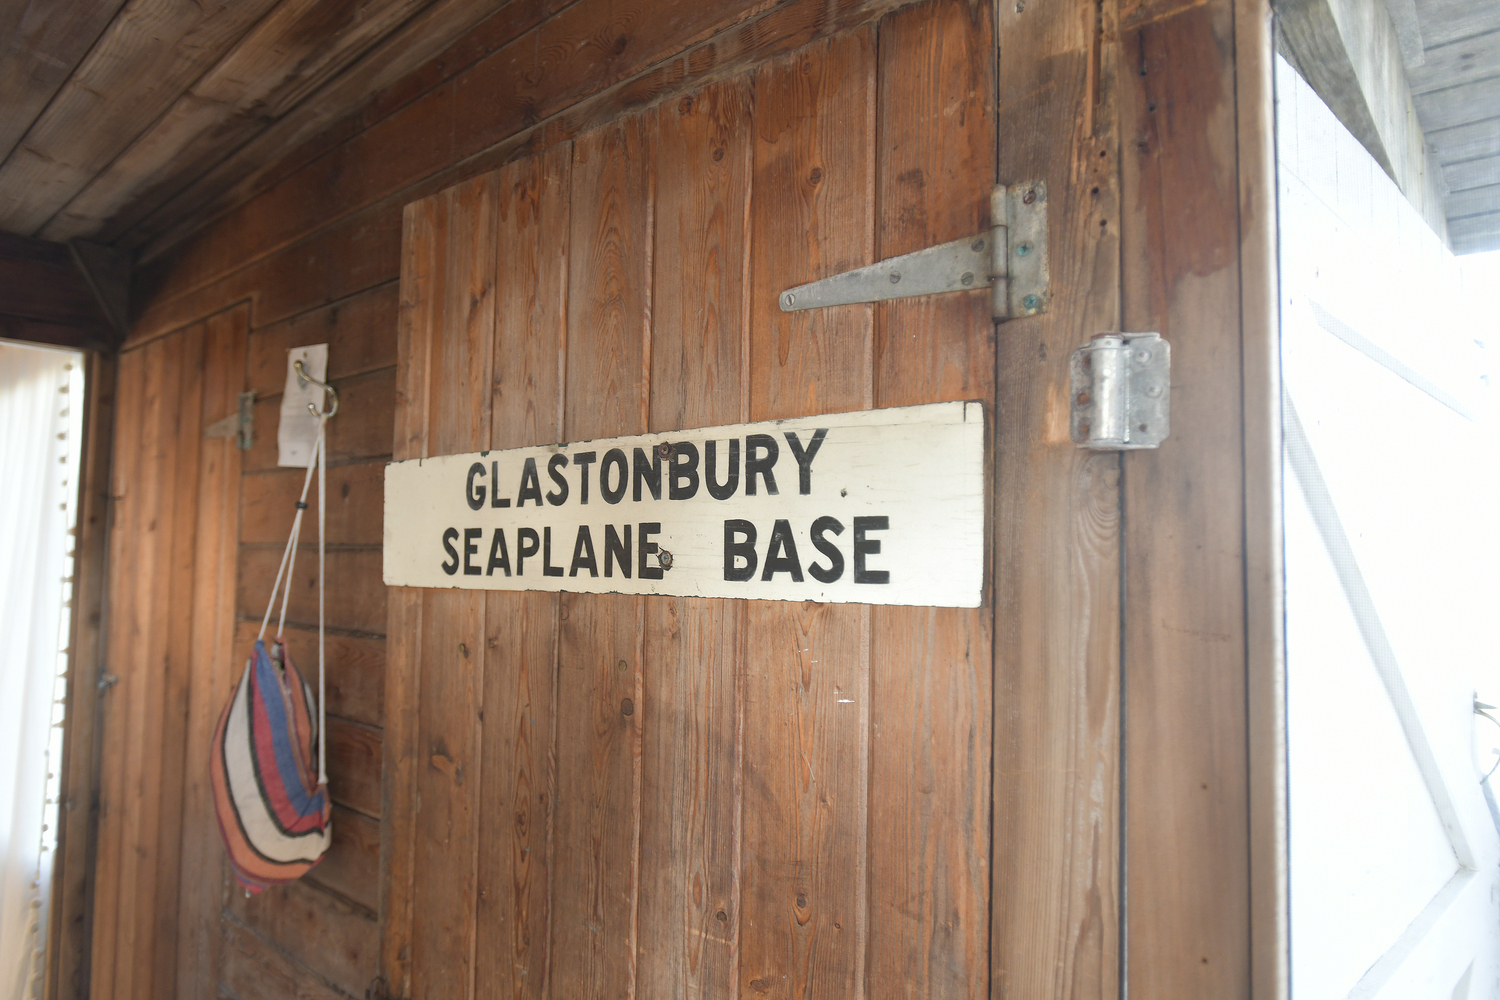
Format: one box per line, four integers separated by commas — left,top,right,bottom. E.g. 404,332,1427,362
236,547,387,635
231,620,386,727
379,193,440,997
407,173,497,1000
0,231,110,329
227,879,379,992
91,325,207,1000
868,4,994,996
217,918,350,1000
240,461,385,547
739,30,875,1000
473,143,571,1000
636,77,751,1000
306,806,383,912
1120,0,1251,995
0,0,283,234
245,282,399,399
549,113,653,1000
991,0,1124,994
0,0,130,165
327,718,385,819
173,305,248,1000
47,350,116,1000
242,367,397,473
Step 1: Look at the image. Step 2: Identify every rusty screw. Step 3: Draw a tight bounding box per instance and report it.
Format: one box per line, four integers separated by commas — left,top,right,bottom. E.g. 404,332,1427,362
658,548,673,570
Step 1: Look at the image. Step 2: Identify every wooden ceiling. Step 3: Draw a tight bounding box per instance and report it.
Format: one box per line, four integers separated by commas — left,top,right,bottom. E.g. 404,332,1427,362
0,0,1495,265
0,0,513,265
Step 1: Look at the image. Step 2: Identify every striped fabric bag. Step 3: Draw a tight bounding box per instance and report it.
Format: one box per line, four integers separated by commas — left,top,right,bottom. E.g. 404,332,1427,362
210,412,333,892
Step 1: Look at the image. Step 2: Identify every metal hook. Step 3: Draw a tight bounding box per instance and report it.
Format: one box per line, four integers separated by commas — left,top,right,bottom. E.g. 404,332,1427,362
293,358,339,419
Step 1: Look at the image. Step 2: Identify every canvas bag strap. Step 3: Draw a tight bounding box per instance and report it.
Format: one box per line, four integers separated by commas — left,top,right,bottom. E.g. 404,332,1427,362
257,422,326,644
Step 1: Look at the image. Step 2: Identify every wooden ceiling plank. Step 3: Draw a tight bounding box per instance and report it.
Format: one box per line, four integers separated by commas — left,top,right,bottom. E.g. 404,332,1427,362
0,230,107,328
116,0,533,257
1409,28,1500,94
1412,0,1500,50
0,0,132,165
1444,181,1500,217
0,0,284,236
38,0,447,244
1412,73,1500,131
1447,210,1500,252
1428,114,1500,163
1442,152,1500,191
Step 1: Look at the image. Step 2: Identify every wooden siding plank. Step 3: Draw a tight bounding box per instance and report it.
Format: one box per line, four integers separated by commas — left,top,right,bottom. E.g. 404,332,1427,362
738,31,876,1000
174,305,249,1000
0,0,284,235
245,282,400,400
634,77,752,1000
990,0,1124,991
231,621,386,728
227,879,379,993
218,919,349,1000
48,350,116,1000
1120,1,1252,996
236,548,387,635
0,0,130,165
868,4,994,997
240,461,386,548
473,142,571,1000
242,367,397,473
406,172,497,1000
380,193,441,997
306,806,383,913
550,114,654,1000
327,718,385,819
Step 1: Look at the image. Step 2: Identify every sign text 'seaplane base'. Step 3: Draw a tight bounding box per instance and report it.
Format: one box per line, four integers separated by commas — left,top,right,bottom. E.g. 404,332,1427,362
383,401,984,607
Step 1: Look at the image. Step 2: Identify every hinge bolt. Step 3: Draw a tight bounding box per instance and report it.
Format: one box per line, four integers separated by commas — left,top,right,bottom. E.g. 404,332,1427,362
1016,242,1032,257
889,271,901,284
781,292,796,309
1022,294,1040,311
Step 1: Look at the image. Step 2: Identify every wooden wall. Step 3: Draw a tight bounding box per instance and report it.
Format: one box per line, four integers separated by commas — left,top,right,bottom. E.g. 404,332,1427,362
94,0,1280,996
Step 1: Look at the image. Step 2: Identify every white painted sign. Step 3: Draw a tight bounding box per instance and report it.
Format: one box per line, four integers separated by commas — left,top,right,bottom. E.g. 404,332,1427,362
383,401,984,607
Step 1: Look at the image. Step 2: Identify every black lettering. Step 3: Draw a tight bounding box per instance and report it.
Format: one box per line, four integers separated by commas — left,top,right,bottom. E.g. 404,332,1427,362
669,442,699,500
744,434,779,495
723,519,757,581
542,527,565,576
601,449,628,505
760,519,803,582
490,462,510,507
546,454,570,506
604,524,632,578
486,529,511,576
573,451,596,504
853,516,890,583
569,526,599,577
633,447,662,501
808,516,845,583
466,462,486,510
638,522,663,580
517,458,544,507
516,527,540,575
441,527,460,575
784,429,828,495
463,528,483,575
705,439,739,500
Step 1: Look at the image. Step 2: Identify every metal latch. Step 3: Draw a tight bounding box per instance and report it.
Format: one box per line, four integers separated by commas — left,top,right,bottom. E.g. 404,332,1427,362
204,391,256,450
778,182,1049,321
1069,333,1170,450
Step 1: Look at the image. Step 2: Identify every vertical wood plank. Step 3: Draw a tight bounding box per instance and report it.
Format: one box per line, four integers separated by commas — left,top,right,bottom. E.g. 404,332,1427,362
739,30,876,1000
409,173,498,1000
1119,0,1251,994
551,113,653,1000
636,77,752,1000
381,194,441,998
991,0,1125,994
474,141,571,1000
174,305,249,1000
89,344,144,1000
49,349,115,1000
868,3,994,997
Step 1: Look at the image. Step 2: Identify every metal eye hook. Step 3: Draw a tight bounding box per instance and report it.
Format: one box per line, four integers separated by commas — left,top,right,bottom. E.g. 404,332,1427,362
293,358,339,419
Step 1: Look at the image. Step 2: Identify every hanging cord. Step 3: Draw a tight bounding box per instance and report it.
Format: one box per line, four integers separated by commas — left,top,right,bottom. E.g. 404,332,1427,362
257,425,325,643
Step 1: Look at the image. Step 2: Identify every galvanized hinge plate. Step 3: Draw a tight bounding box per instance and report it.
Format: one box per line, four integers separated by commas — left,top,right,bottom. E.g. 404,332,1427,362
204,391,256,450
778,182,1049,321
1069,333,1170,450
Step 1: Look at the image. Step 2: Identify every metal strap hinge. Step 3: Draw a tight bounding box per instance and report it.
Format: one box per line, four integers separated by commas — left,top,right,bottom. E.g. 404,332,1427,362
778,182,1049,321
204,391,256,450
1069,333,1171,450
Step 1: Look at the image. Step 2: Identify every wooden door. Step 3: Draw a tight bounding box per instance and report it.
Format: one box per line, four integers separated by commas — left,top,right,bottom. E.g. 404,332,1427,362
1278,57,1500,999
380,0,1274,997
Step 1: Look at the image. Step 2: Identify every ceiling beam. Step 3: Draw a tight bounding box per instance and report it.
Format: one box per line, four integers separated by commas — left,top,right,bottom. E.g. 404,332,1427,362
0,231,122,352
